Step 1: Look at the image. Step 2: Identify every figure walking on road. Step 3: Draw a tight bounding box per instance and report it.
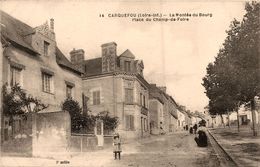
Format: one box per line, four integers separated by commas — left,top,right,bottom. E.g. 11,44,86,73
194,120,208,147
113,133,122,160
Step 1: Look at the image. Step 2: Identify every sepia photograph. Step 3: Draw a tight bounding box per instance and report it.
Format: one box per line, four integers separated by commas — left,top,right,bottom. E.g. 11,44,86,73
0,0,259,166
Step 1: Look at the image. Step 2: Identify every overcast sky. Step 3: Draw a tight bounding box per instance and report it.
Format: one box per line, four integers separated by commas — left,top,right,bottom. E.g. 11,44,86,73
1,0,246,112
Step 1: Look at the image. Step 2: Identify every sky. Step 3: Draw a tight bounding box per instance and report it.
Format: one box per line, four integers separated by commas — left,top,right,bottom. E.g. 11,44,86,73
1,0,247,112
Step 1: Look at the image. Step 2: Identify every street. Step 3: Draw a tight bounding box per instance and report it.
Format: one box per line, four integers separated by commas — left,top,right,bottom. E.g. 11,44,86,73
0,131,221,167
69,131,220,167
105,132,219,167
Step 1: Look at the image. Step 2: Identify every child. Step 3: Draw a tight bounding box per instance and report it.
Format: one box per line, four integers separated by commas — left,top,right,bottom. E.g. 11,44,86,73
113,133,122,160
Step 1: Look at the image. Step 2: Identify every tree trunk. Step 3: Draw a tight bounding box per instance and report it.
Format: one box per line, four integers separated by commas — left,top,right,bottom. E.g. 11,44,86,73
227,111,231,128
220,114,225,128
236,110,240,132
251,100,257,136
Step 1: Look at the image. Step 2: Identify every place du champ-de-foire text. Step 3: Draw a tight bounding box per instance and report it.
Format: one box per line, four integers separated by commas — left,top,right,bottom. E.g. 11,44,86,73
99,13,213,22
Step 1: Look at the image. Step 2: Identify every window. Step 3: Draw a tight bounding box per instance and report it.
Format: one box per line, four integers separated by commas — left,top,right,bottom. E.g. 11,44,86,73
66,85,73,98
10,66,22,86
42,73,53,93
44,41,49,56
125,88,133,104
143,95,146,107
140,93,142,105
126,115,134,130
124,61,131,72
93,90,100,105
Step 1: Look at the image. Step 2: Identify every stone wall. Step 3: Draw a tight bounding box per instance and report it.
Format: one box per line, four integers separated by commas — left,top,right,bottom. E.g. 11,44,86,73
33,111,71,157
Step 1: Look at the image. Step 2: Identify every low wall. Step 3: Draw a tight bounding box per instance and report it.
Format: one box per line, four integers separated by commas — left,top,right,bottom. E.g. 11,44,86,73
70,134,98,152
104,135,113,147
33,111,71,158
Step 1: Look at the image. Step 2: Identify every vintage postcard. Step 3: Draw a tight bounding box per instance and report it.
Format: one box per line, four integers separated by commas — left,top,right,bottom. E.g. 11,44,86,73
0,0,259,167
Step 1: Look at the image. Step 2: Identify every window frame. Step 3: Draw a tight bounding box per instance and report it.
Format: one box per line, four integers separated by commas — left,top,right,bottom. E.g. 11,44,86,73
42,72,53,94
125,115,134,131
125,88,134,104
92,90,101,105
10,66,22,87
43,41,50,56
124,60,131,72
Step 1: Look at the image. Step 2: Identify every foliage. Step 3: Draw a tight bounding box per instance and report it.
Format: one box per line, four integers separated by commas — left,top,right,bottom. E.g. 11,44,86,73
202,1,260,116
62,98,119,134
2,83,48,118
96,111,119,133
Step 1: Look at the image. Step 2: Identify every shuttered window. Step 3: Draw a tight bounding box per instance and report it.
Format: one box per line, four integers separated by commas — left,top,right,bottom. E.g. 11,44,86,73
10,67,22,87
93,90,101,105
125,88,133,104
126,115,134,130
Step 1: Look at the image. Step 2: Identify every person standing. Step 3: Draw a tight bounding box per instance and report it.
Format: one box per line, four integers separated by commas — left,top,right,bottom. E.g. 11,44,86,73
113,133,122,160
193,124,198,134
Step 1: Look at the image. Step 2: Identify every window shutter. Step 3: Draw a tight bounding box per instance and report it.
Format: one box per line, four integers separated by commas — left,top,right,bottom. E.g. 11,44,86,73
130,115,134,130
125,115,130,130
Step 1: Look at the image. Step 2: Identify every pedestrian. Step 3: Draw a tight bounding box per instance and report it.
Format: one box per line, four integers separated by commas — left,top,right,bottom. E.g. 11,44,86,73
113,133,122,160
189,127,193,134
193,124,198,134
194,120,208,147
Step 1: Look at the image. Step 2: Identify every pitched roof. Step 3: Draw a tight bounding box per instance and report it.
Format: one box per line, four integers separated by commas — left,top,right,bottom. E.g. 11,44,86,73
83,57,103,77
119,49,135,59
1,10,82,75
0,10,38,54
56,47,83,75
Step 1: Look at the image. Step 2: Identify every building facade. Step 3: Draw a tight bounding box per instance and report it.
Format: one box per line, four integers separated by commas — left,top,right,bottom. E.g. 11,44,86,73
0,11,83,143
71,42,150,139
149,84,179,134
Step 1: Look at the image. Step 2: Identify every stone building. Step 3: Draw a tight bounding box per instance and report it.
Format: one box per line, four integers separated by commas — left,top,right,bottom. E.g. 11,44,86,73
0,11,83,155
149,84,178,134
71,42,150,139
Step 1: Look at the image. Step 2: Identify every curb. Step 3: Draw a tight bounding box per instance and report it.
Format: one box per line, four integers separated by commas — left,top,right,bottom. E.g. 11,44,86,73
208,130,240,167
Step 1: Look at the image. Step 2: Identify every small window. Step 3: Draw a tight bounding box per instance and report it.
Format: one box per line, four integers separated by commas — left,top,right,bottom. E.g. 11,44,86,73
42,72,53,93
93,90,101,105
125,88,133,104
10,66,22,87
44,41,49,56
66,85,73,98
124,61,131,72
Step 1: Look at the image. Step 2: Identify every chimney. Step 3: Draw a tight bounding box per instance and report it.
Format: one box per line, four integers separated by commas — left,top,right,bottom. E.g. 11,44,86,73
101,42,117,57
101,42,117,72
50,18,54,31
70,48,85,64
158,86,167,93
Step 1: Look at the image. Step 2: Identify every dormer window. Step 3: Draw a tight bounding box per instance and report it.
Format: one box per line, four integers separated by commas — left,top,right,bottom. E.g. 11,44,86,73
125,61,131,72
44,41,49,56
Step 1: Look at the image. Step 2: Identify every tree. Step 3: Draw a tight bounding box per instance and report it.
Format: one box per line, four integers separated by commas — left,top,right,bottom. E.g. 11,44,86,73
96,111,119,135
202,1,260,135
2,84,48,137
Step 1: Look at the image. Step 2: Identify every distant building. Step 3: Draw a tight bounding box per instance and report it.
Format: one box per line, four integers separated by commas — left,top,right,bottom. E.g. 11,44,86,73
149,84,178,134
177,109,186,130
71,42,150,139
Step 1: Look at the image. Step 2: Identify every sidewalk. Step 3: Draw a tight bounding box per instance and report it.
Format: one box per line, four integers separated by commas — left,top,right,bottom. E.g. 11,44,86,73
210,126,260,167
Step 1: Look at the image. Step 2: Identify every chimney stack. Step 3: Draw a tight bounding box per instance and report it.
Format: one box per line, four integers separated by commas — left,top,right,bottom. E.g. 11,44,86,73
50,18,54,31
101,42,117,72
70,48,85,64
